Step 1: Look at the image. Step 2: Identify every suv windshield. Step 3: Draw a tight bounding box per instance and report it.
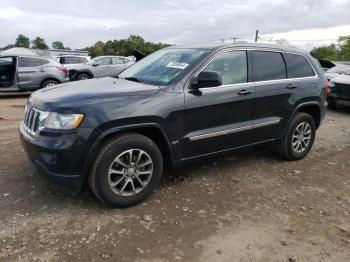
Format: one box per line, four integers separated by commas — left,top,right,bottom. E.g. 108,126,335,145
119,48,210,86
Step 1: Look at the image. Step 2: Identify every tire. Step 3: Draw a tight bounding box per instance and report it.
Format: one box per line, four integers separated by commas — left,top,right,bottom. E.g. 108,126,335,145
276,112,316,161
89,133,163,207
41,79,59,88
76,73,90,81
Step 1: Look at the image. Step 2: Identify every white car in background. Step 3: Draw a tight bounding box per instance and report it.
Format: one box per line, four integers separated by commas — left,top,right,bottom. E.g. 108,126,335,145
55,55,91,67
325,65,350,80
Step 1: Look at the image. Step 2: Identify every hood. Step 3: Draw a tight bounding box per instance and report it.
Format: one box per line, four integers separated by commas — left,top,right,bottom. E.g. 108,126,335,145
29,77,160,111
332,74,350,85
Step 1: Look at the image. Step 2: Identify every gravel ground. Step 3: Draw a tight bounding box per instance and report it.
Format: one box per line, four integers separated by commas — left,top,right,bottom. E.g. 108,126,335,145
0,97,349,262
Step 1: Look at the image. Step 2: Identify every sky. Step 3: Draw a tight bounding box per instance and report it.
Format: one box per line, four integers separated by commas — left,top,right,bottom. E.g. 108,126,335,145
0,0,349,51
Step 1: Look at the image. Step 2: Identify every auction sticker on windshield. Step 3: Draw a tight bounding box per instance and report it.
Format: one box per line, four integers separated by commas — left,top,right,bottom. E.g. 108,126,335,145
166,62,189,69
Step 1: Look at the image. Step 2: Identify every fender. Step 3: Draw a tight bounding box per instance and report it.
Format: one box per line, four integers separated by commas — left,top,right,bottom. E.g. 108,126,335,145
79,122,174,179
282,101,321,136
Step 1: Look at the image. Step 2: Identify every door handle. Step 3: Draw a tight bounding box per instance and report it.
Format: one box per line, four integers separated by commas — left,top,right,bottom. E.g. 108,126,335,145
238,89,252,95
39,69,45,73
286,83,298,89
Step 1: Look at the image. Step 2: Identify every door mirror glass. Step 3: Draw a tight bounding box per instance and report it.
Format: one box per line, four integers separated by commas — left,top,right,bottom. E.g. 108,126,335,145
192,71,222,89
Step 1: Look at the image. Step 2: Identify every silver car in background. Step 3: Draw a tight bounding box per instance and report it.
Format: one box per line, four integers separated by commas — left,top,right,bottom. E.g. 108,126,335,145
68,55,134,81
0,55,69,92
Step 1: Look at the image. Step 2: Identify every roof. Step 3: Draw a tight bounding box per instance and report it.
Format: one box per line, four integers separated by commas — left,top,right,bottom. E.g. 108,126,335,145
0,47,39,56
169,42,305,54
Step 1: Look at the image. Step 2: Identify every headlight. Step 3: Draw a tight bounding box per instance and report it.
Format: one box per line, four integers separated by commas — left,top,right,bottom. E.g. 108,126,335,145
39,112,84,130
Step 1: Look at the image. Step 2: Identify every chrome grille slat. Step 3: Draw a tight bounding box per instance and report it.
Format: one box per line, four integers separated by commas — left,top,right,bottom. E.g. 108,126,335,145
23,106,41,135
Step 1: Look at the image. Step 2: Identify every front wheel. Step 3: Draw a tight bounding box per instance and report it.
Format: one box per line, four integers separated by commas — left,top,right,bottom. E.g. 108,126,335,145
76,73,90,81
276,112,316,160
89,133,163,207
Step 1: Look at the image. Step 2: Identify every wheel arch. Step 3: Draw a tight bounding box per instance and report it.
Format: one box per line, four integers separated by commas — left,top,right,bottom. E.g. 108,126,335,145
295,102,321,129
77,70,94,78
81,123,174,181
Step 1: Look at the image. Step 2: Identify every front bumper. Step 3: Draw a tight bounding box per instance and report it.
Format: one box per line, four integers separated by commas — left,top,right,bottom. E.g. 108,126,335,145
19,122,89,194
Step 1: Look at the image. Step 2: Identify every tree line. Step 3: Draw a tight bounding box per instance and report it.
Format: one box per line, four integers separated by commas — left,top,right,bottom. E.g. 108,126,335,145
1,34,349,61
0,34,170,58
310,36,350,61
0,34,70,51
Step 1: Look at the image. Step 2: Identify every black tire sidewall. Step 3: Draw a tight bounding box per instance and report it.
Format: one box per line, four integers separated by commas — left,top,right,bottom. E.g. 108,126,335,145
42,79,59,88
286,113,316,160
92,135,163,207
77,73,90,80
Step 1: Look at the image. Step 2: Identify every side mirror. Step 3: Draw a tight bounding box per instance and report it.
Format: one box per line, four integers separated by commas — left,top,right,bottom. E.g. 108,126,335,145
92,62,99,66
191,71,222,89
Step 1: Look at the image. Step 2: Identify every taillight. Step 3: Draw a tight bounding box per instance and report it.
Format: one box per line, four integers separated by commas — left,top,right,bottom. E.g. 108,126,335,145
57,66,68,75
324,80,330,96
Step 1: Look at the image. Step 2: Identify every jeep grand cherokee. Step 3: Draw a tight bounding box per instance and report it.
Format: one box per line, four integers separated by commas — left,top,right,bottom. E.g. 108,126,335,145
20,43,328,207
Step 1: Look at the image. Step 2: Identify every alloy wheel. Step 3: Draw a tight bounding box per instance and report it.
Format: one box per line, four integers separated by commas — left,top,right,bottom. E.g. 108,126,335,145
291,122,312,153
108,149,153,196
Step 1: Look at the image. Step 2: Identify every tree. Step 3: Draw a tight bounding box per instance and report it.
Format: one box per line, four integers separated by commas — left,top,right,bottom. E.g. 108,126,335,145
31,37,49,50
84,35,170,58
310,36,350,61
15,34,30,48
52,41,65,49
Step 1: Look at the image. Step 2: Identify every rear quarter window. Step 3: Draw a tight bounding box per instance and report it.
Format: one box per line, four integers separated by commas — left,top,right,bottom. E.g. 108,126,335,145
253,51,287,81
284,53,315,78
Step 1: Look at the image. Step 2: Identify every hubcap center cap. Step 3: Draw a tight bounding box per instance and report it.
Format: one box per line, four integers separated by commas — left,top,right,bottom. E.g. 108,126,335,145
128,167,136,176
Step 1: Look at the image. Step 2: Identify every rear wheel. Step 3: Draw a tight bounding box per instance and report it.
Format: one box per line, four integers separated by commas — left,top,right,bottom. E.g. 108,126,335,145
89,133,163,207
76,73,90,81
276,112,316,160
41,79,59,88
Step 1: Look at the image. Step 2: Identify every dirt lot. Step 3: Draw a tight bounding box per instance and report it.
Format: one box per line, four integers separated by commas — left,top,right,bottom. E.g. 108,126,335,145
0,97,349,262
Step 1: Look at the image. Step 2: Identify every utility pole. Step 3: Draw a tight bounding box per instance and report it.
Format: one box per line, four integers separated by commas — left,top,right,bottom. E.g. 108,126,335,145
230,37,240,43
255,30,259,42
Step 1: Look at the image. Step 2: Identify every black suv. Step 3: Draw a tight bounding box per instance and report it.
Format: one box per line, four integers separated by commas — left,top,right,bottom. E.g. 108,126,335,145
20,43,328,207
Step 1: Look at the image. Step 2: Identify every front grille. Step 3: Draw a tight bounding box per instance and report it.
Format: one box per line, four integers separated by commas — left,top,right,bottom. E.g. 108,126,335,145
23,106,40,135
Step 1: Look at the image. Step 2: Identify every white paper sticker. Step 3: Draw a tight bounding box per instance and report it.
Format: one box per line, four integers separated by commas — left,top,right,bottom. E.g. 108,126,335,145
166,62,189,70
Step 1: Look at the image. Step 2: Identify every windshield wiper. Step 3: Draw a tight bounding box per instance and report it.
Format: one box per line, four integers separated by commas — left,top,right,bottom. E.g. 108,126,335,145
124,77,142,83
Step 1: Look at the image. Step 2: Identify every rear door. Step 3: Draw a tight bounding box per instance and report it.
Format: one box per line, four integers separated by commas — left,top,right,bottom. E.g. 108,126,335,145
251,50,293,142
111,57,130,76
18,57,49,89
0,56,18,91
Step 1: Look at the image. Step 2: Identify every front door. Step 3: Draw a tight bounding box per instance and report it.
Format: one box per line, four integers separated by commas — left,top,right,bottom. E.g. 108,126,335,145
0,56,18,91
182,50,255,159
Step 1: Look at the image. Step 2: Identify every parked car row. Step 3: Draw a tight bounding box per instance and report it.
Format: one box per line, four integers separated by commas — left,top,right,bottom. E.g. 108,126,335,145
0,54,134,92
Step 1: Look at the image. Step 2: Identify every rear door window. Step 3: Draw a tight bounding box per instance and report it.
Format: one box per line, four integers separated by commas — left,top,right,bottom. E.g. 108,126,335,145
18,57,48,67
62,57,79,64
253,51,287,81
283,53,315,78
